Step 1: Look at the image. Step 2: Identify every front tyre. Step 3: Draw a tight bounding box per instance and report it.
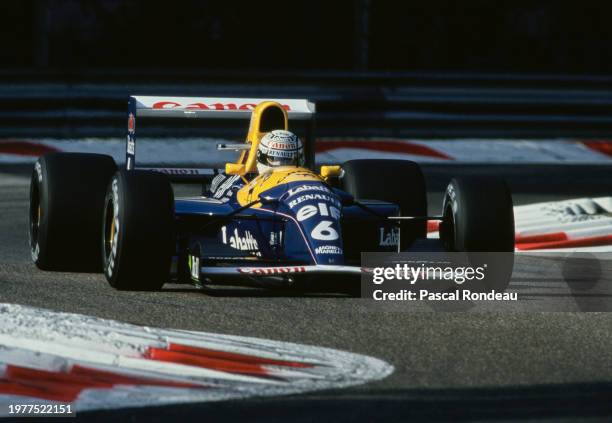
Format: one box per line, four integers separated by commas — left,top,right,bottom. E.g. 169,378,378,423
440,177,515,252
440,177,515,291
102,170,174,290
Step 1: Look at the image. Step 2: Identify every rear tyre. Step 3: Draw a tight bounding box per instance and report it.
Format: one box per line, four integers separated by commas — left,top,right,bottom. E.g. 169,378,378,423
29,153,117,271
102,170,174,290
341,159,427,247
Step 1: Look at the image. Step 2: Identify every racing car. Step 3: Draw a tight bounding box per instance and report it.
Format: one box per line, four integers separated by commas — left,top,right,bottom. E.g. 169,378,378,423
28,96,515,293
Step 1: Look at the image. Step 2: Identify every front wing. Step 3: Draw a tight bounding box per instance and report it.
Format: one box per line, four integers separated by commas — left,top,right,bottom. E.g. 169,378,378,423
200,264,363,277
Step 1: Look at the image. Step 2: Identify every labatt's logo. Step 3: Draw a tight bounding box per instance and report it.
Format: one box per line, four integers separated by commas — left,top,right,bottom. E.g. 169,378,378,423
379,227,399,246
152,102,291,111
286,184,331,199
221,226,259,251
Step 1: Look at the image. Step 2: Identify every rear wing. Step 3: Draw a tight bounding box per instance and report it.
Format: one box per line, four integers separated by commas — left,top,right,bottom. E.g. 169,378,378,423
132,96,315,119
126,95,316,175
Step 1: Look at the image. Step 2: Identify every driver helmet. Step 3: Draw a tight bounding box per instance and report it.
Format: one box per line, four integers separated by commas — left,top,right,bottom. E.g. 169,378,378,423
256,130,304,173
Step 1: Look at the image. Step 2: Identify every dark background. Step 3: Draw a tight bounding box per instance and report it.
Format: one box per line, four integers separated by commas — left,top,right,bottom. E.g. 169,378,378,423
0,1,611,139
1,0,611,74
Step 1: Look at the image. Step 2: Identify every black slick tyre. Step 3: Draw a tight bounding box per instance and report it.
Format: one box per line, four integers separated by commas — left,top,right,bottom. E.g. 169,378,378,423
102,170,174,290
439,177,515,291
29,153,117,271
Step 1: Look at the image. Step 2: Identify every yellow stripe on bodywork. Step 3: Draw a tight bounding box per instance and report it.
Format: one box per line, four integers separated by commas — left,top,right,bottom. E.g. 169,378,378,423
237,167,323,206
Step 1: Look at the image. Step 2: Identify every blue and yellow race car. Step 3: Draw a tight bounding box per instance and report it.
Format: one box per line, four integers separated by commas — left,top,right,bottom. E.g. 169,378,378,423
29,96,515,293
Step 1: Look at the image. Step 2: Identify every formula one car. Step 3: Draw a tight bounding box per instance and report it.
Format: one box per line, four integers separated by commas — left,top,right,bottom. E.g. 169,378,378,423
29,96,515,293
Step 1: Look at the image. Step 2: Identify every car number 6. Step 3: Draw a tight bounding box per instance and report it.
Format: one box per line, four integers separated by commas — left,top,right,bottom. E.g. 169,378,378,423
311,220,339,241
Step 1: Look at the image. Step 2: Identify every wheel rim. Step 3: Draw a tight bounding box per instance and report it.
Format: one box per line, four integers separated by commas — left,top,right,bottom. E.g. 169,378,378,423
442,204,456,251
104,192,119,268
29,177,40,253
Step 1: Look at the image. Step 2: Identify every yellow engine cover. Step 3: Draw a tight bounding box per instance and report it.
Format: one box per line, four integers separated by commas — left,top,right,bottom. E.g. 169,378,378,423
237,167,323,206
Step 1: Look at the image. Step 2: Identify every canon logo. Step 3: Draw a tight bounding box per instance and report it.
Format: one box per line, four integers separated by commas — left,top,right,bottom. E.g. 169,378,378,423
152,102,292,111
146,168,203,175
127,113,135,133
237,266,306,275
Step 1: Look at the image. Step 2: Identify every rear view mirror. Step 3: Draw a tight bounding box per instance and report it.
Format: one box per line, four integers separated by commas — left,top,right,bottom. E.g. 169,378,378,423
217,143,251,151
320,165,342,179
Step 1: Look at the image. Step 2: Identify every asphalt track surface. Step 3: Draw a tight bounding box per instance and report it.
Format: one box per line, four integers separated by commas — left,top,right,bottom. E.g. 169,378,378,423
1,163,612,421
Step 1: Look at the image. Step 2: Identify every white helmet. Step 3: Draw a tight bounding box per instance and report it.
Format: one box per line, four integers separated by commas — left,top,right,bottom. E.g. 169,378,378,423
256,130,304,173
